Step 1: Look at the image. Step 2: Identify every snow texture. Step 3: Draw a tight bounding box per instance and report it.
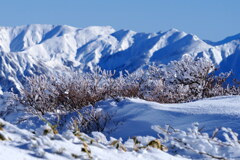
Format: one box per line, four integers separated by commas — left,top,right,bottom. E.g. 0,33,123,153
0,117,187,160
1,95,240,159
99,96,240,140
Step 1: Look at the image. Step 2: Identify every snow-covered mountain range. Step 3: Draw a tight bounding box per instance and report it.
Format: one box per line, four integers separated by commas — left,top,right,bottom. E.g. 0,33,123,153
0,24,239,93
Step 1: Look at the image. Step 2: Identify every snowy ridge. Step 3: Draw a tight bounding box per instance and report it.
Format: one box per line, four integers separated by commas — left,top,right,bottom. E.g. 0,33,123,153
0,24,240,93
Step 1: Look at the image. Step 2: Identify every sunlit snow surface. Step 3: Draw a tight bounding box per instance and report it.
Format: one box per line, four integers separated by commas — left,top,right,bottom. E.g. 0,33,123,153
0,119,187,160
99,96,240,140
1,95,240,159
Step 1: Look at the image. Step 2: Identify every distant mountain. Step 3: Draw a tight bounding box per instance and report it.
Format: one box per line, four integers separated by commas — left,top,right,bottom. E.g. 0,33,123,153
0,24,239,93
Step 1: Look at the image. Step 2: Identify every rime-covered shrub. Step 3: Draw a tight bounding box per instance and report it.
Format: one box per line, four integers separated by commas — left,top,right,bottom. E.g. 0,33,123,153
137,56,238,103
16,56,240,134
19,69,117,114
19,56,240,115
68,107,112,134
18,69,117,133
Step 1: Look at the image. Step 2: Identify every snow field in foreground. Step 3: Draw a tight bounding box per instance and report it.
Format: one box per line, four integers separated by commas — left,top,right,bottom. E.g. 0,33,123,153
1,95,240,159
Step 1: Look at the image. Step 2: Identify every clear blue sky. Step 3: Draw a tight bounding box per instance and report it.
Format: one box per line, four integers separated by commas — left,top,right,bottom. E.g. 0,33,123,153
0,0,239,41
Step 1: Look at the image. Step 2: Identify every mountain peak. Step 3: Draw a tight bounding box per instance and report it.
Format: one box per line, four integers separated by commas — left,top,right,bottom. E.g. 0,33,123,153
168,28,179,32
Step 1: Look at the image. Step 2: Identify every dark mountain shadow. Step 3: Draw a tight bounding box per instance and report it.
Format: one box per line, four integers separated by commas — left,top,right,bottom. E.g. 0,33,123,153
10,31,25,52
111,29,133,41
99,32,162,74
150,34,201,64
39,25,62,44
215,46,240,81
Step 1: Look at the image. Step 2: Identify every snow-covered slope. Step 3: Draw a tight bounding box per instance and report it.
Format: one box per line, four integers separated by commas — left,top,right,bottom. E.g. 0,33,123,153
2,95,240,159
0,24,239,93
101,96,240,159
100,96,240,140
